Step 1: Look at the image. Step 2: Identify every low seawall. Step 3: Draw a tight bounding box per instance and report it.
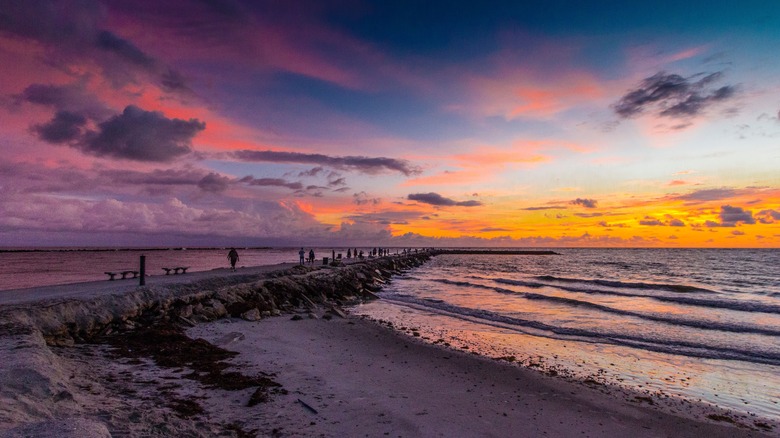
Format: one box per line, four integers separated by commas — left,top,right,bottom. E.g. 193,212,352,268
0,254,431,435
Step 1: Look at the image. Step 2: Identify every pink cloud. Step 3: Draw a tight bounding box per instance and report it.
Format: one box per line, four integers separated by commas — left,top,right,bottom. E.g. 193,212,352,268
463,69,607,119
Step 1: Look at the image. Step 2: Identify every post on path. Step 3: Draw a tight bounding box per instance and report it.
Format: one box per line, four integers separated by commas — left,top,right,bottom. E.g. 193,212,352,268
139,255,146,286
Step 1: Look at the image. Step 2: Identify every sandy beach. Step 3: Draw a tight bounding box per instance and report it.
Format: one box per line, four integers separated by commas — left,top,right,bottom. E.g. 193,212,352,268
183,315,770,437
0,256,773,437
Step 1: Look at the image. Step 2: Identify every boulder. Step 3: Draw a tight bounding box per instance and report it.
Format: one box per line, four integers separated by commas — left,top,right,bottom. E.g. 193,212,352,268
241,308,261,321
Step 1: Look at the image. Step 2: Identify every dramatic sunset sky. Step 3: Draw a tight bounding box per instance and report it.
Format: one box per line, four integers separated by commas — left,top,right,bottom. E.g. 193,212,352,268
1,1,779,247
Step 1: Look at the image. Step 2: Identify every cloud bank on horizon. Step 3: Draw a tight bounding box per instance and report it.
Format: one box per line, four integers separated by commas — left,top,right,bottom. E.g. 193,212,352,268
0,0,778,247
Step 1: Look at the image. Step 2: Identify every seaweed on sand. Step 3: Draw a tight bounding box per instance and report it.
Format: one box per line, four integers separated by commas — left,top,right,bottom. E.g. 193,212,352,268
101,323,285,403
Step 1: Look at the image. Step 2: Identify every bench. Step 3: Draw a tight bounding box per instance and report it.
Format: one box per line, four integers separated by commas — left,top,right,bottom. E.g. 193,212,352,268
162,266,190,275
105,270,139,281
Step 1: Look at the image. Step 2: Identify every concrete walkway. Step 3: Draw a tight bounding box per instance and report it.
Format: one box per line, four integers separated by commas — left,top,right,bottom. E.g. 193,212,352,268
0,263,306,306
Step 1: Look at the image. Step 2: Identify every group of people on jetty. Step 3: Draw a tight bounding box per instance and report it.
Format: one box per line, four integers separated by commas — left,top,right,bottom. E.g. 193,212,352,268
297,247,422,265
225,247,426,271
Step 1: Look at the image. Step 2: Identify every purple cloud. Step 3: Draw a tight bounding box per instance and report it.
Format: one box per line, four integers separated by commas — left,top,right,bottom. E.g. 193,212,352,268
407,192,482,207
84,106,204,161
232,150,421,176
32,111,87,143
757,209,780,224
31,105,205,162
570,198,598,208
521,205,567,211
675,188,740,203
238,176,303,191
705,205,756,227
16,82,113,120
719,205,755,225
197,173,231,192
0,0,189,91
613,71,737,120
639,217,665,226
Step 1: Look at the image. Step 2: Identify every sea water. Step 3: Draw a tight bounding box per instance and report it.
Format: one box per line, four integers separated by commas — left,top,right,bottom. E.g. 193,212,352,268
351,248,780,427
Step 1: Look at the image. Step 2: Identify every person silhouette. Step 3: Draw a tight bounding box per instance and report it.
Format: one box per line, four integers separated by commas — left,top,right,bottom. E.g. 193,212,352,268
299,248,305,265
227,248,239,271
309,249,315,264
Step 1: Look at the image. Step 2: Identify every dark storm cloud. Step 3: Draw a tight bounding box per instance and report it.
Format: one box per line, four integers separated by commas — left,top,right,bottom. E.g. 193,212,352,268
613,72,737,119
570,198,598,208
232,150,421,176
238,176,303,191
77,105,204,161
407,192,482,207
31,111,87,143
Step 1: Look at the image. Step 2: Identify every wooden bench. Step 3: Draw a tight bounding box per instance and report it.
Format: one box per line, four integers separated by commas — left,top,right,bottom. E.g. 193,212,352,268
162,266,190,275
105,270,139,281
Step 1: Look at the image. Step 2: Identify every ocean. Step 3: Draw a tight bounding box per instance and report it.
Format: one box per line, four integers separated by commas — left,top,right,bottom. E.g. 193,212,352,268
351,248,780,426
2,247,779,426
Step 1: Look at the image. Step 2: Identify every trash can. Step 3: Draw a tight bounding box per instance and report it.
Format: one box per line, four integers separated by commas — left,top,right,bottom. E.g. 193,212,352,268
323,257,329,265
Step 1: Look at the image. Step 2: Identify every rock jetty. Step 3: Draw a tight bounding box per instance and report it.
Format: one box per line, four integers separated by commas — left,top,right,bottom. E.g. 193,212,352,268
0,253,430,436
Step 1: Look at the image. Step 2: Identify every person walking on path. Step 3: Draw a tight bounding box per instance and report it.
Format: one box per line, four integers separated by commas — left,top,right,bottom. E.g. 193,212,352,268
227,248,239,271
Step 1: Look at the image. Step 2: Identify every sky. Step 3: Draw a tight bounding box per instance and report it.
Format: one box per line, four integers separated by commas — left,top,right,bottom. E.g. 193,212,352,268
1,0,779,248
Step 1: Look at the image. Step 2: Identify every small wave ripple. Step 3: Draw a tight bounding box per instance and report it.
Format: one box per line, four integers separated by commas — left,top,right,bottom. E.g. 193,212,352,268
380,293,780,367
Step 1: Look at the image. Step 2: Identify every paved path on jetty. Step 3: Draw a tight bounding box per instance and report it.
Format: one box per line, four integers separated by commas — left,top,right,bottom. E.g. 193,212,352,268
0,260,371,306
